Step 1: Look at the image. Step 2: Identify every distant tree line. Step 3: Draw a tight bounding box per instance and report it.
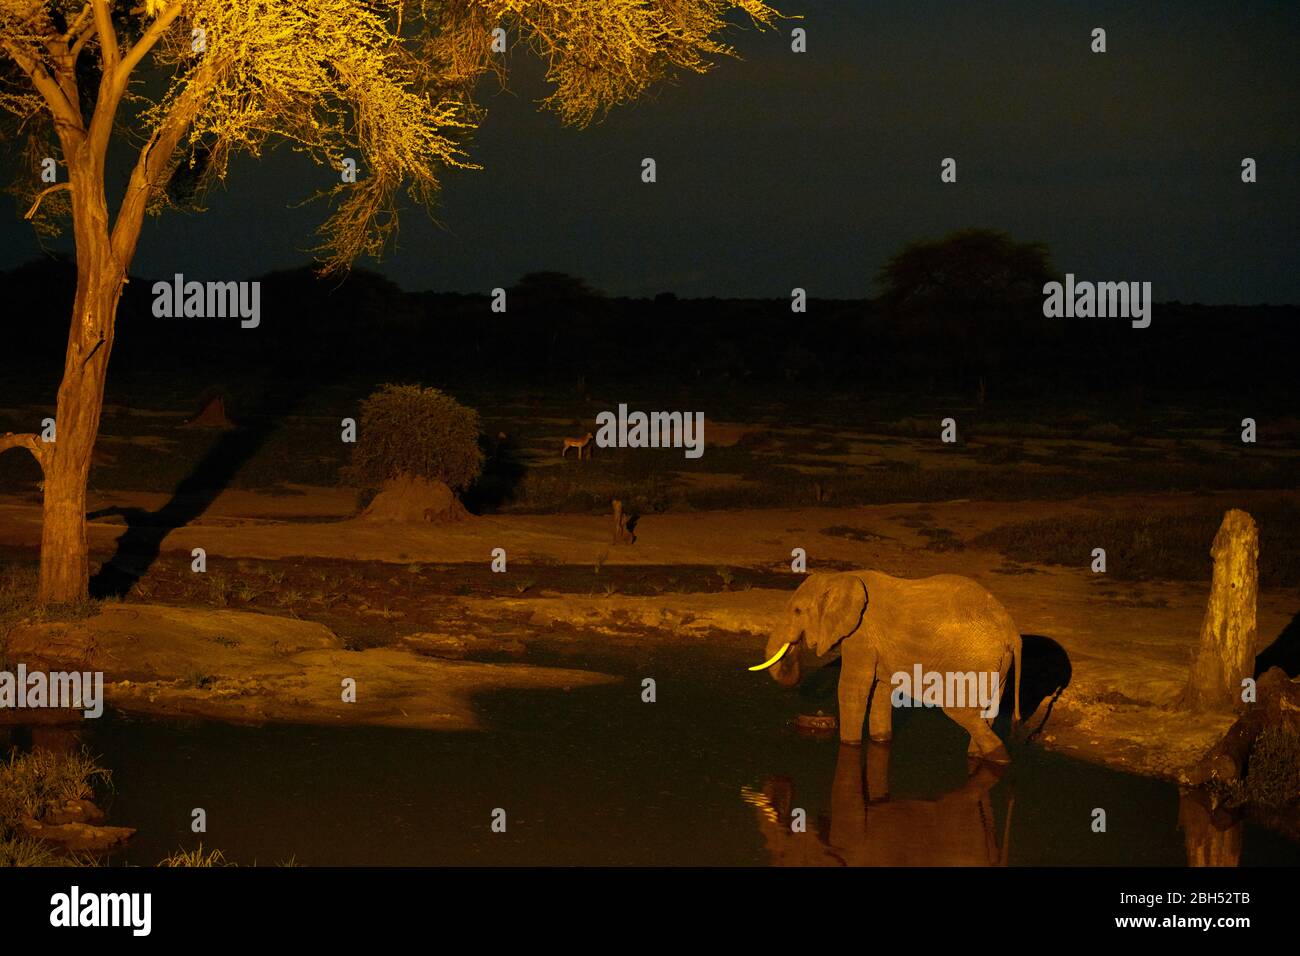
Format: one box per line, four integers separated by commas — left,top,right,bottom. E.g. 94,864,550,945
2,239,1296,414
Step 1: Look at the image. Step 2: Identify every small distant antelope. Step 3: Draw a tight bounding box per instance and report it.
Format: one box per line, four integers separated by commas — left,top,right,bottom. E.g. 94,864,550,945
562,432,595,460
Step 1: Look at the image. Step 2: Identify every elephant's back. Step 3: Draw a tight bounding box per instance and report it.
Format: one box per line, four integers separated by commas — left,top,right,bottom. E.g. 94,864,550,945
926,575,1017,636
864,571,1019,662
865,571,1011,616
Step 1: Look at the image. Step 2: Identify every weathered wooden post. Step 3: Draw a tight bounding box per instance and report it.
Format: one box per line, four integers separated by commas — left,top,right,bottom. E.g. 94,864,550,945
1183,509,1258,713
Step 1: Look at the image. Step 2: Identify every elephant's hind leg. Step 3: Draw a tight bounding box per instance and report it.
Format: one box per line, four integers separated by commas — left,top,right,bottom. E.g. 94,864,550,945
946,706,1011,764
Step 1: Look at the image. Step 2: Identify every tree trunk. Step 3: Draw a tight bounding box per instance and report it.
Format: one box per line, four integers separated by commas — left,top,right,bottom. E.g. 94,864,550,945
1184,509,1259,713
9,1,194,605
38,240,121,605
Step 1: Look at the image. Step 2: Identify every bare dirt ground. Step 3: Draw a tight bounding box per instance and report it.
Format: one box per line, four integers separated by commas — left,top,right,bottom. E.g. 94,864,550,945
2,487,1296,781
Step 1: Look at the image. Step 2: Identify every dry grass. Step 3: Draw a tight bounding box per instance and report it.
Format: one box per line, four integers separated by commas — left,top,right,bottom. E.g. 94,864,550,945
0,748,111,868
158,843,235,867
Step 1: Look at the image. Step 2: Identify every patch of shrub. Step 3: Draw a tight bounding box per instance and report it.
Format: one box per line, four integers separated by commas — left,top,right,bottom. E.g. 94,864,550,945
918,526,966,552
971,501,1300,586
0,748,110,830
346,384,484,492
0,748,110,866
821,525,890,543
972,441,1024,465
1244,726,1300,811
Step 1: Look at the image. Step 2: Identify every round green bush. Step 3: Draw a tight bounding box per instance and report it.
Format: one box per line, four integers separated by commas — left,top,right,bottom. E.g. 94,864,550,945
348,384,484,491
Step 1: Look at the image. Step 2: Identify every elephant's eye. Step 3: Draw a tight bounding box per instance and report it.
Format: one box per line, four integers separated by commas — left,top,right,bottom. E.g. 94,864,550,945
793,607,801,615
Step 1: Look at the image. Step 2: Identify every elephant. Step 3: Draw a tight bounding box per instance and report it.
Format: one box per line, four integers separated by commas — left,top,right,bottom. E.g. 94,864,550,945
743,742,1014,866
754,571,1022,762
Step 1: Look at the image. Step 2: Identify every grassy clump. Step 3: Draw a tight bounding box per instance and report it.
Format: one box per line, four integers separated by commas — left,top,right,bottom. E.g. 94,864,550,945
1207,725,1300,813
1243,726,1300,811
0,748,111,868
0,748,111,829
821,526,890,543
0,835,70,867
159,843,234,867
0,563,100,634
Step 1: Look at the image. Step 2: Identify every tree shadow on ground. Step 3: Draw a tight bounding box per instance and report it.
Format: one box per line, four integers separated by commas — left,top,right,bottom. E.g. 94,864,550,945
87,399,294,598
462,432,526,513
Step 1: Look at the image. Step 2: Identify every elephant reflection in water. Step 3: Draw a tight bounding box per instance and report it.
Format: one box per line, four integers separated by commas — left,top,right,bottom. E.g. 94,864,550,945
742,743,1014,866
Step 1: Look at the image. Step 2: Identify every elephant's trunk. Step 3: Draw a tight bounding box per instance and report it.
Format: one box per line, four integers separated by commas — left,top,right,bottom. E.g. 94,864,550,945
766,633,803,687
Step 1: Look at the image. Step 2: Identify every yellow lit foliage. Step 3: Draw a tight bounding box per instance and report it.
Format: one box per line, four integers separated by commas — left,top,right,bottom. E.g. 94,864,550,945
2,0,780,271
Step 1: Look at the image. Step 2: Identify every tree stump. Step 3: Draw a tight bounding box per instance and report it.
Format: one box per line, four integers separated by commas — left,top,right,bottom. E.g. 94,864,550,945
1184,509,1258,713
612,499,635,545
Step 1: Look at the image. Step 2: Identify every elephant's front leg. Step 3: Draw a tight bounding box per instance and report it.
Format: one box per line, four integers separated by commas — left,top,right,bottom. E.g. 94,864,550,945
837,641,876,744
838,673,871,744
867,680,893,743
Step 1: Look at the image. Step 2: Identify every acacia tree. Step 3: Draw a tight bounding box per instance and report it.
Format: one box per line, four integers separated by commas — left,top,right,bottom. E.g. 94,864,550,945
875,228,1057,397
0,0,777,603
876,229,1055,311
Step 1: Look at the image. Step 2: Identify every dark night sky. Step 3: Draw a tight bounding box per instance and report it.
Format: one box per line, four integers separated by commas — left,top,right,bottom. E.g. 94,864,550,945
2,0,1296,302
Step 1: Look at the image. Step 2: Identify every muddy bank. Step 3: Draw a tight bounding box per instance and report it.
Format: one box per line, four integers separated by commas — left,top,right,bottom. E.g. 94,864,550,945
0,589,1256,783
2,490,1296,781
4,605,615,730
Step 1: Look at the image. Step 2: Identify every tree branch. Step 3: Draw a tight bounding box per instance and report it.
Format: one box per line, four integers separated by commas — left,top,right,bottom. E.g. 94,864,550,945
91,0,120,72
116,2,185,82
70,15,99,63
1,39,85,136
28,6,85,115
0,433,46,468
113,56,222,265
24,182,72,220
85,0,184,170
63,4,95,45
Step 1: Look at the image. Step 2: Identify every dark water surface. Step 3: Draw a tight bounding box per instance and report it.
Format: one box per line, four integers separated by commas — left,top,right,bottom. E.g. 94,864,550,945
61,644,1300,866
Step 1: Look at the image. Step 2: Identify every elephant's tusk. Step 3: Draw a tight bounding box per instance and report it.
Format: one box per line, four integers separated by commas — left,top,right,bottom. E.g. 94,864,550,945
748,642,791,672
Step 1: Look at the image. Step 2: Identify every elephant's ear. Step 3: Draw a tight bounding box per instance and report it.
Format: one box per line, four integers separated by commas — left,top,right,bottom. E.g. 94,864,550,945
808,574,868,655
